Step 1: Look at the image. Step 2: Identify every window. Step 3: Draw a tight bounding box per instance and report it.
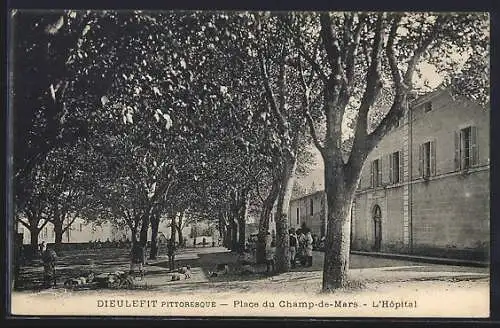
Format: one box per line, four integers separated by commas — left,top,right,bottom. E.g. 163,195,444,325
419,140,436,178
296,207,300,225
395,116,402,128
310,199,314,216
43,227,48,238
455,126,478,170
424,101,432,112
389,151,404,184
79,224,83,232
370,159,382,188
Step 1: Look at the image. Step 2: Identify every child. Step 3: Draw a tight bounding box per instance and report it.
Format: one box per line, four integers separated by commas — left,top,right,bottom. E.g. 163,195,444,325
305,229,314,267
129,242,145,278
41,245,57,287
167,239,176,271
289,228,298,268
265,231,275,274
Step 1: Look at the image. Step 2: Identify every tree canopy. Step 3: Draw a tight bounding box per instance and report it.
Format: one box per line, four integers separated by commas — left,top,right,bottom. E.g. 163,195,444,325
11,10,489,290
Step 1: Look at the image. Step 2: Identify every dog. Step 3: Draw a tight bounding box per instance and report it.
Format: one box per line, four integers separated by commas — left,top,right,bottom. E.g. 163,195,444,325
177,266,192,279
208,264,229,277
64,272,96,287
107,271,134,288
171,273,182,281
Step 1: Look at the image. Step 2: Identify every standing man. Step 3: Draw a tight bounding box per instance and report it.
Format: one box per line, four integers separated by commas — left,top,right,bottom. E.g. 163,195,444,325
297,229,306,266
264,231,275,274
41,244,57,287
167,239,176,271
289,228,298,268
305,229,314,267
129,241,145,278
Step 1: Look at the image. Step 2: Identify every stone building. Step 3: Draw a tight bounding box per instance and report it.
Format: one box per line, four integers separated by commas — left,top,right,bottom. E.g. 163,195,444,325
287,190,327,238
289,89,490,260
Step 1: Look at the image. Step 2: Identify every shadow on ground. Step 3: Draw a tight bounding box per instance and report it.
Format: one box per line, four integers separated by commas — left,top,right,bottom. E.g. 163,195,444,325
14,246,489,292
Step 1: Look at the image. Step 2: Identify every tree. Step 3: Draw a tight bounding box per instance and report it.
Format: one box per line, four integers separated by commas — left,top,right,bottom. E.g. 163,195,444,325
16,142,92,254
41,145,94,252
252,14,320,271
287,12,488,291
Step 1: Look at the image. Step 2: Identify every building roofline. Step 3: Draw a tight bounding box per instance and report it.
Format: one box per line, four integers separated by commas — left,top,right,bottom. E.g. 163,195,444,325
291,189,325,202
409,87,448,109
409,86,488,112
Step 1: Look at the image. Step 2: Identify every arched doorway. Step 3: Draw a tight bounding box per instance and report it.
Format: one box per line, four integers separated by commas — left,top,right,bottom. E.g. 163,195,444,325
373,205,382,251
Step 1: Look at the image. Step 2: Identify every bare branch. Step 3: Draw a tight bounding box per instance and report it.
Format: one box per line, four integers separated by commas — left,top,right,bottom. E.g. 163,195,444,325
319,13,346,82
283,18,328,82
298,57,325,155
386,14,403,92
258,49,279,116
276,44,289,134
18,219,31,230
62,211,80,234
341,12,355,62
38,218,51,231
356,13,386,128
345,14,367,84
403,15,447,86
305,110,325,155
347,13,386,169
367,94,406,149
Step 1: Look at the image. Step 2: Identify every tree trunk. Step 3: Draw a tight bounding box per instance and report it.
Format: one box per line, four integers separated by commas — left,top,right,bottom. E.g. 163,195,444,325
130,226,138,245
171,214,176,244
231,219,238,251
139,214,150,246
322,159,358,291
221,225,228,248
149,214,160,260
275,156,297,273
53,221,63,253
29,228,39,258
218,216,225,246
256,175,281,264
238,220,246,252
176,224,183,247
225,222,231,249
237,208,247,253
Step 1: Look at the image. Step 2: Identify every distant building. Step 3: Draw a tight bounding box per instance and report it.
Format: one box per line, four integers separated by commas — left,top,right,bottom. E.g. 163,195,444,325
18,216,190,246
17,217,129,245
289,90,490,260
287,190,326,237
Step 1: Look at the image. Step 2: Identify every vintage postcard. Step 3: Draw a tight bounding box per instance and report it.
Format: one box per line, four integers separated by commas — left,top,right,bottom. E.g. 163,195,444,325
7,9,490,318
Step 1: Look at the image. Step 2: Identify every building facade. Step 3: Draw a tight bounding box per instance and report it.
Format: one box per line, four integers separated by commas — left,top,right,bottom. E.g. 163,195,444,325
287,190,327,237
289,90,490,260
18,216,192,246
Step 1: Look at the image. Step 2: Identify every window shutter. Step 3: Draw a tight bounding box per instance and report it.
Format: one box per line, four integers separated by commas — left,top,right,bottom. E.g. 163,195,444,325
399,151,404,182
370,161,374,188
388,154,394,184
431,140,437,176
418,144,423,177
454,130,461,170
471,126,478,166
378,158,382,186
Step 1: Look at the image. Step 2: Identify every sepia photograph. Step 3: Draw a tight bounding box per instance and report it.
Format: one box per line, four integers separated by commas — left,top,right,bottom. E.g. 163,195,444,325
7,9,490,318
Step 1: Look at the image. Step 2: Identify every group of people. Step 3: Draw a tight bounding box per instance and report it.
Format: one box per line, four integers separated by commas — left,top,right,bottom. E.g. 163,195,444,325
263,226,314,274
289,227,314,268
